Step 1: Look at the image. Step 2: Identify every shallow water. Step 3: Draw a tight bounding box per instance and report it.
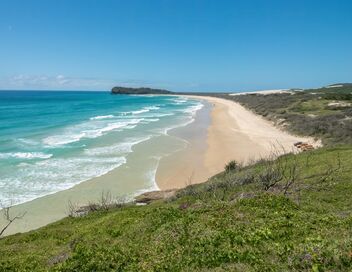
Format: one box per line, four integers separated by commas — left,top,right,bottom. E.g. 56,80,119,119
0,91,204,206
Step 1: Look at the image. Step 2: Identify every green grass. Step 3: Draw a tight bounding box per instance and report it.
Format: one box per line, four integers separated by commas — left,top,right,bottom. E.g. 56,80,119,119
1,145,352,271
288,99,339,115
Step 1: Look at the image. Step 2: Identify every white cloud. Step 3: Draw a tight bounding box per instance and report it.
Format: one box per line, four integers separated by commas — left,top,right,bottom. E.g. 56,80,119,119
0,74,174,91
0,75,116,90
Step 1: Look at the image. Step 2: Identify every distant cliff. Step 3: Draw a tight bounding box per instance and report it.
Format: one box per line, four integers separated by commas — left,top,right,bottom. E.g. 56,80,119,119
111,86,172,95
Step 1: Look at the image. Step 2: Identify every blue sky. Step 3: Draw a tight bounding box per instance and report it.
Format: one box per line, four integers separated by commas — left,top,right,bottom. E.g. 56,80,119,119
0,0,351,92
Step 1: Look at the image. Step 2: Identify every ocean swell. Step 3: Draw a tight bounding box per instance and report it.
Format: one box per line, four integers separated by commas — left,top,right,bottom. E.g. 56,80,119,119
0,152,53,160
43,118,143,147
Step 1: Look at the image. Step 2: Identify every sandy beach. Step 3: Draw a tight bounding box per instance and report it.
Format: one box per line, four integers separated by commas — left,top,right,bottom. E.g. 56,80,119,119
156,95,319,190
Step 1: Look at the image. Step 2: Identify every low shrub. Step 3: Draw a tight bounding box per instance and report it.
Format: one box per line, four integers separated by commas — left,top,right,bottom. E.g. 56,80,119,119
225,160,238,173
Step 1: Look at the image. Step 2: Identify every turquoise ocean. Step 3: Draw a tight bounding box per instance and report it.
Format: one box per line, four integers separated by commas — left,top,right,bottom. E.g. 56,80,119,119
0,91,204,206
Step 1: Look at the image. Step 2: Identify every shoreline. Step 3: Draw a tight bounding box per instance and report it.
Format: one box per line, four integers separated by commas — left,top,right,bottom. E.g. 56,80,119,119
155,95,320,190
156,100,212,189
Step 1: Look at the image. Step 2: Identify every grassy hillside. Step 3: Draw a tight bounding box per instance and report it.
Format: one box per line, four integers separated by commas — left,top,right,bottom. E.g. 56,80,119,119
215,84,352,145
1,145,352,271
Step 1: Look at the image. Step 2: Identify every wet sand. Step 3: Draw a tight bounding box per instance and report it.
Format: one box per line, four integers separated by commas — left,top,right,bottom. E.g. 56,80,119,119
156,101,212,189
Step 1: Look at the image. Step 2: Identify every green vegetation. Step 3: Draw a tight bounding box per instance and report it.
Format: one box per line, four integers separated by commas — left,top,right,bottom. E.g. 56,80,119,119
219,84,352,145
1,145,352,271
111,86,171,95
225,160,239,173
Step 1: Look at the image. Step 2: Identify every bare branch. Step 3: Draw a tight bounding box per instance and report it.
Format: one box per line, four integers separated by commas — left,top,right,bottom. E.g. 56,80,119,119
0,204,26,237
186,170,195,187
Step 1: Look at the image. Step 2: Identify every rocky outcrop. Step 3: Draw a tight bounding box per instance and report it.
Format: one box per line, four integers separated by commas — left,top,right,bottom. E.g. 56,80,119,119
134,189,177,204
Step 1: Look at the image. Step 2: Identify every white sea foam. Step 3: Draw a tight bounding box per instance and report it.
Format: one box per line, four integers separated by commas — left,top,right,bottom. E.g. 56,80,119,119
124,125,137,129
90,114,114,120
133,156,161,198
84,136,151,156
146,118,160,122
161,117,195,135
43,132,86,147
0,156,126,206
137,113,173,118
0,152,53,160
16,138,39,146
171,97,188,104
183,103,204,116
159,101,203,134
84,143,132,156
144,157,161,191
124,105,161,115
132,109,150,114
151,113,174,117
146,106,160,110
43,119,143,147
